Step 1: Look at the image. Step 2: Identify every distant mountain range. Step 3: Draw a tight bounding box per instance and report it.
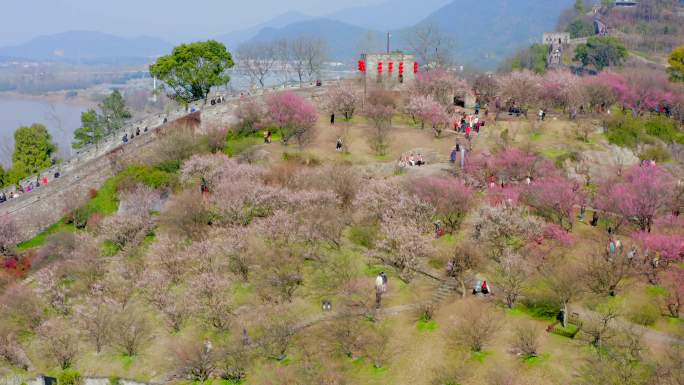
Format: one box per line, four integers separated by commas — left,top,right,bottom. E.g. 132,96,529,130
248,18,384,62
0,31,172,64
0,0,576,68
326,0,452,31
243,0,576,68
215,11,312,51
402,0,577,68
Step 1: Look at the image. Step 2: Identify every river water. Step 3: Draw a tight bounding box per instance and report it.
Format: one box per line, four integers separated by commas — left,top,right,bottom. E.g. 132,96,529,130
0,98,85,167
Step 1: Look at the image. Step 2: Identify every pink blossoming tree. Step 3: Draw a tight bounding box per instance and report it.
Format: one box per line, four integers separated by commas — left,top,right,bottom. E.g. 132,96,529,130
596,165,674,232
412,68,469,106
410,176,474,233
594,70,675,116
633,232,684,284
662,268,684,318
266,91,318,147
521,176,583,230
235,98,266,134
325,84,361,122
496,70,542,115
406,95,450,134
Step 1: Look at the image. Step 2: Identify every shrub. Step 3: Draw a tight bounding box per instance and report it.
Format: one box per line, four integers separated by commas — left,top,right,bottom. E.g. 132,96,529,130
85,213,104,232
224,134,261,157
639,145,671,163
65,207,90,229
0,216,21,256
519,298,559,320
204,125,229,154
512,322,540,358
57,369,82,385
145,126,208,168
99,212,153,251
116,165,176,190
551,323,579,339
348,224,379,248
644,115,684,144
418,303,435,323
605,111,684,149
281,151,321,166
159,190,213,241
456,303,500,352
155,159,181,173
628,303,660,326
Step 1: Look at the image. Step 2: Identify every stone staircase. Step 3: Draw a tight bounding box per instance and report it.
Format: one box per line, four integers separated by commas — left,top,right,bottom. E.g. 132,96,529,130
429,277,460,305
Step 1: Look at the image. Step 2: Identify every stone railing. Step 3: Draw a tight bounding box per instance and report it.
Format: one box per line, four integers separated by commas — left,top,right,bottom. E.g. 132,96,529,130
568,37,588,45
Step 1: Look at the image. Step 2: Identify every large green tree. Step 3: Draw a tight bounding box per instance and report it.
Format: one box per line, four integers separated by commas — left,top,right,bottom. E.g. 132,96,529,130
72,90,131,149
150,40,234,106
99,90,131,133
668,45,684,82
574,36,628,70
72,109,105,149
566,17,595,39
11,124,57,182
505,44,549,74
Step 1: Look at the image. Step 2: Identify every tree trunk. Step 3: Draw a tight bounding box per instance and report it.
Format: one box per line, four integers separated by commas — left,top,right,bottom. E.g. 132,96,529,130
562,302,569,327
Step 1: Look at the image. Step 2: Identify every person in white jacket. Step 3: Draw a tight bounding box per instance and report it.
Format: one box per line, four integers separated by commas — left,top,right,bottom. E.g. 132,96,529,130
375,272,387,308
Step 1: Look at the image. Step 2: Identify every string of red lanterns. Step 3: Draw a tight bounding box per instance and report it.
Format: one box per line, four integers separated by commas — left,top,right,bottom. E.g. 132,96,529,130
356,60,418,74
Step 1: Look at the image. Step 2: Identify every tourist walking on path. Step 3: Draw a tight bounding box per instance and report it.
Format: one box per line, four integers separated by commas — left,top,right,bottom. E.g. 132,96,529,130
375,272,388,308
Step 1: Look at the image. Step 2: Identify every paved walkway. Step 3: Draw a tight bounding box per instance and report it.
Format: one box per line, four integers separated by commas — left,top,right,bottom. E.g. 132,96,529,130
572,305,684,346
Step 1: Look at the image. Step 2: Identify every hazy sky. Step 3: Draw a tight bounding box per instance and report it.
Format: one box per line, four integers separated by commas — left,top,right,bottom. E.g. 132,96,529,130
2,0,385,46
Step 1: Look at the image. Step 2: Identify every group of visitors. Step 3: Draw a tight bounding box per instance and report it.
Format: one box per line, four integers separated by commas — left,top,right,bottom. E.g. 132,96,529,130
263,130,273,143
0,171,61,204
640,159,657,167
399,152,427,168
209,95,225,106
454,113,484,139
122,126,147,144
606,233,623,257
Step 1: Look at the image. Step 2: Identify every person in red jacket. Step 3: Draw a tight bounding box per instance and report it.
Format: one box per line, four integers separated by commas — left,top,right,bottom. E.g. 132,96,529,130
481,280,489,295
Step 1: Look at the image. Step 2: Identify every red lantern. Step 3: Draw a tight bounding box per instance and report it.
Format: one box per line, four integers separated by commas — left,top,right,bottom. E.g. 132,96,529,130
378,61,383,74
388,62,394,73
399,62,404,75
357,60,366,72
413,62,419,74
